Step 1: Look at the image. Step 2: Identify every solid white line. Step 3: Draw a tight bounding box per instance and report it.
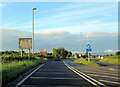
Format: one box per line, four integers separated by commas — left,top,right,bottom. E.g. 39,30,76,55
99,80,120,84
15,64,44,87
69,65,108,87
87,74,119,79
63,61,108,87
63,61,100,87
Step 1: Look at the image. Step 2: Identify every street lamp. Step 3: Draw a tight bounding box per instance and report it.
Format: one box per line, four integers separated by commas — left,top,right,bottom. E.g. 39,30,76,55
32,8,36,55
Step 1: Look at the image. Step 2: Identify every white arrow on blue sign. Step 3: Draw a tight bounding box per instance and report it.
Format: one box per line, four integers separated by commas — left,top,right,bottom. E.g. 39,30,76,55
86,44,91,48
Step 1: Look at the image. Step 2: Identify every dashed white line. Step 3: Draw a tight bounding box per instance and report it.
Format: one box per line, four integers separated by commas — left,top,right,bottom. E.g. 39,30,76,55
30,77,82,80
99,80,120,84
35,72,74,74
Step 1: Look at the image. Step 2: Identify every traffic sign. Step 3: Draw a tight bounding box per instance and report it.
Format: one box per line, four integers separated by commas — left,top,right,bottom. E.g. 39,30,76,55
86,48,92,52
86,44,91,48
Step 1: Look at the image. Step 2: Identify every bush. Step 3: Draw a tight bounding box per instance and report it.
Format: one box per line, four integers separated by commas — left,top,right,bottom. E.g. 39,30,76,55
116,51,120,55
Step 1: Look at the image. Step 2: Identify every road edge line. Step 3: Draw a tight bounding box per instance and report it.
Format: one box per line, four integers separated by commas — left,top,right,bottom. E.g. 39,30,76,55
63,61,108,87
15,64,44,87
63,61,100,87
69,66,108,87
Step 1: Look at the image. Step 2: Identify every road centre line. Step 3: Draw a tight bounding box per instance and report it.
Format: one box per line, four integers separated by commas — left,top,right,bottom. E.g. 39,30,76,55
35,72,74,74
99,80,120,84
87,74,119,79
15,64,44,87
81,71,118,76
38,69,67,71
63,61,108,87
30,77,82,80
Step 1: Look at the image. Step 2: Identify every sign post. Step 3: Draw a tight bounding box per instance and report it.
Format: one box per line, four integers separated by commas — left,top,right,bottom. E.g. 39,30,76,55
88,51,90,62
21,49,23,58
28,49,30,60
86,44,92,62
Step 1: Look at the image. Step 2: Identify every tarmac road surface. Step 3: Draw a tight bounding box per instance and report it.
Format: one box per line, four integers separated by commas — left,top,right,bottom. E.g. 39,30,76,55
15,60,119,87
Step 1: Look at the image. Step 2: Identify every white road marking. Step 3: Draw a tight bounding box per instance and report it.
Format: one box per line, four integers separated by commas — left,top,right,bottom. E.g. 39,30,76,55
35,72,74,74
15,64,44,87
63,61,100,87
82,71,118,76
38,69,67,71
87,74,119,79
30,77,82,80
99,80,120,84
63,61,108,87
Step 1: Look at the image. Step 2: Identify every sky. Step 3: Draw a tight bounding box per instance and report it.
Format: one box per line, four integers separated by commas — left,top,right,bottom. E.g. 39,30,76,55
0,1,118,54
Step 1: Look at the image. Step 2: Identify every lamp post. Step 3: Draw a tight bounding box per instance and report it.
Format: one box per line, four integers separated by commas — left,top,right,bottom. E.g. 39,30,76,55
80,32,83,54
87,35,90,62
32,8,36,55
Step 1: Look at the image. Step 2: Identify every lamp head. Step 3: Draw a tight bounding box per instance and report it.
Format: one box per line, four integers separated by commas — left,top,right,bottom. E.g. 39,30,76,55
32,8,36,10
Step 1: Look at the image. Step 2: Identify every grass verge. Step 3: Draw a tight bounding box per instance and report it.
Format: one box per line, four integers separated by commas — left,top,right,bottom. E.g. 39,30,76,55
1,58,48,84
74,58,99,67
99,55,120,64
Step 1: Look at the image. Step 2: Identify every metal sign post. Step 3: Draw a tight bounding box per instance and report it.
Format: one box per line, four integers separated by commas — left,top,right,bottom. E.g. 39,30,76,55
28,49,30,60
21,49,23,58
86,44,92,62
88,51,90,62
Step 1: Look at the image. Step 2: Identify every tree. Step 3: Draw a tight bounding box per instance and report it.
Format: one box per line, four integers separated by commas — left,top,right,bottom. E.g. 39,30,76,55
52,47,69,59
52,48,58,58
57,47,65,58
4,50,10,54
67,51,72,58
59,47,65,58
116,51,120,55
62,50,68,59
75,53,80,58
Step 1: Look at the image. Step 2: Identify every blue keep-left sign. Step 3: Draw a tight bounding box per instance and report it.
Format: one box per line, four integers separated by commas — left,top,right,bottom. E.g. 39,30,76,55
86,44,91,48
86,48,92,52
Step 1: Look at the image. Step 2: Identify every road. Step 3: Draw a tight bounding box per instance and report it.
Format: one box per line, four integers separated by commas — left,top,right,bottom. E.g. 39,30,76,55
65,59,119,87
15,59,119,87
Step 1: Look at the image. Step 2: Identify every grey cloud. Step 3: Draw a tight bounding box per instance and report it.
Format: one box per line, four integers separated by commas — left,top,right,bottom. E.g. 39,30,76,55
1,29,118,54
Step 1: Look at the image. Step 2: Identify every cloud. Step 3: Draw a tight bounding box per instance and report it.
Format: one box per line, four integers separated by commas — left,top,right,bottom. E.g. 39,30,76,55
1,28,118,54
2,2,117,33
104,49,116,53
35,21,117,34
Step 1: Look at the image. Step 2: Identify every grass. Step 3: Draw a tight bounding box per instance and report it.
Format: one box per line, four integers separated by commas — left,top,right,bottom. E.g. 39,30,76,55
99,55,120,64
1,58,48,84
74,58,99,67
